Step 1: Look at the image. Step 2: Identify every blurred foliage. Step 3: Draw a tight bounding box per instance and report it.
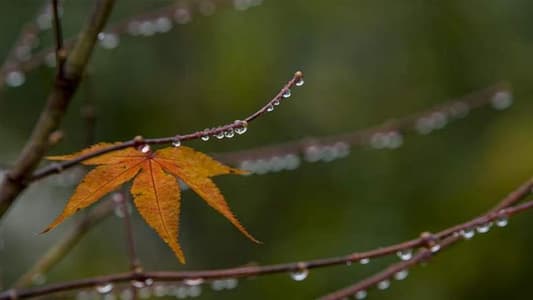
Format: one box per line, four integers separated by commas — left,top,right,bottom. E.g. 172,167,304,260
0,0,532,299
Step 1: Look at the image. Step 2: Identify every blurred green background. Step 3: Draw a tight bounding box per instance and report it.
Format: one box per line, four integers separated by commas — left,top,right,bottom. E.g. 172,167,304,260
0,0,532,299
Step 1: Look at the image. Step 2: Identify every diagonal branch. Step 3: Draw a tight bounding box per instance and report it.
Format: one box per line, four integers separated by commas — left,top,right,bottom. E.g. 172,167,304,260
51,0,66,78
13,200,114,288
0,177,530,299
319,177,533,300
0,0,117,219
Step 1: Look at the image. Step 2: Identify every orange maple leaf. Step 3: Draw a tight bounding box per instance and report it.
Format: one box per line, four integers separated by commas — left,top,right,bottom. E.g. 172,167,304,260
43,143,258,263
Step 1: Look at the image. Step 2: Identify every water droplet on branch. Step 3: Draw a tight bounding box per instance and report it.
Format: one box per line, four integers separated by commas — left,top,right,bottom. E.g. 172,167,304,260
397,249,413,261
476,222,492,234
355,290,368,299
5,70,26,87
282,89,292,99
394,270,409,281
377,279,390,290
460,228,475,240
290,268,309,281
495,216,508,227
96,283,114,294
359,258,370,265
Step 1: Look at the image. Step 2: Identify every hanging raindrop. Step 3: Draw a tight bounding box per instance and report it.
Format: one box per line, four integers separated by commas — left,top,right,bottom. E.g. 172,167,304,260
355,290,367,299
266,105,274,112
5,70,26,87
377,279,390,290
140,145,151,153
397,249,413,261
131,280,145,289
359,258,370,265
282,89,292,99
290,268,309,281
224,128,235,138
172,138,181,147
96,283,114,294
394,270,409,281
430,244,441,253
273,99,280,106
184,278,204,286
155,17,173,33
234,120,248,135
295,78,304,87
460,228,475,240
144,278,154,286
201,129,210,141
491,91,513,110
98,32,120,49
476,222,492,234
215,131,225,140
495,216,509,227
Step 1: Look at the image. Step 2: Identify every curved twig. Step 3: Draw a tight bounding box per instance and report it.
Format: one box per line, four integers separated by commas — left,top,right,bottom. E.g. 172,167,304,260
29,71,304,181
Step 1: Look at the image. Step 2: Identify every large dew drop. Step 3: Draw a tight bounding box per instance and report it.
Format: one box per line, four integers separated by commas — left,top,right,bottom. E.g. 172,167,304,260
5,70,26,87
377,279,390,290
397,249,413,261
460,228,475,240
290,268,309,281
355,290,368,299
96,283,113,294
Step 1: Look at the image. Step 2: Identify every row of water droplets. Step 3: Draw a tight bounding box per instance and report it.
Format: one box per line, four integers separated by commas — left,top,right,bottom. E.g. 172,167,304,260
2,3,60,88
2,0,264,88
170,75,303,149
99,0,262,47
77,277,240,300
414,90,512,135
237,89,512,175
459,214,509,240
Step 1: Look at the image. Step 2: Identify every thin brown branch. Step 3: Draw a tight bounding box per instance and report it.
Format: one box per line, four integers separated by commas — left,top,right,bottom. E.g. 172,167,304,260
319,178,533,300
0,0,117,219
0,0,256,90
215,82,511,167
0,2,50,90
51,0,65,78
0,177,530,299
29,71,304,182
13,201,114,288
319,235,461,300
113,192,141,272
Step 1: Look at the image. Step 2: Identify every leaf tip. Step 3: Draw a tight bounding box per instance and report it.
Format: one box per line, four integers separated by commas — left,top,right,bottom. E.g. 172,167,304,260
229,168,249,176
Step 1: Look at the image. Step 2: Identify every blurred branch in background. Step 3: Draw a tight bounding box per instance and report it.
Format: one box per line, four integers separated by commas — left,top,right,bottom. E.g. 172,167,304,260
0,177,530,299
216,82,512,172
0,0,117,219
13,200,114,289
0,0,262,91
0,1,50,90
